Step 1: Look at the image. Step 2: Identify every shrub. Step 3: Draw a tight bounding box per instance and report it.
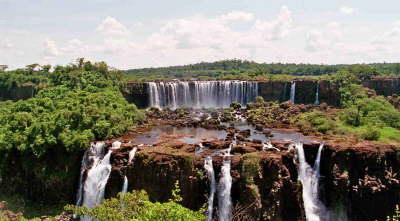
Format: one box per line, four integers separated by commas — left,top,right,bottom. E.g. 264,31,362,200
295,111,336,134
255,96,264,103
361,127,381,141
65,190,205,221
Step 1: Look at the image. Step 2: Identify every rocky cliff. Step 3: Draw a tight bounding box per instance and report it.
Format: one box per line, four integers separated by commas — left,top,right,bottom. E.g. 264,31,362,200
102,139,400,221
125,78,400,108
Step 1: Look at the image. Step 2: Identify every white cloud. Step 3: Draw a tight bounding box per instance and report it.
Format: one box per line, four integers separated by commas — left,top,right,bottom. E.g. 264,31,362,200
305,30,327,52
61,38,90,55
96,16,129,36
340,6,355,15
0,38,13,49
219,11,255,23
251,6,293,41
43,38,61,56
305,22,343,52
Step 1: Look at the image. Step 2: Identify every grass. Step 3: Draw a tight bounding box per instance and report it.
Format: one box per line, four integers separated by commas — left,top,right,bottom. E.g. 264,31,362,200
0,192,64,219
337,123,400,144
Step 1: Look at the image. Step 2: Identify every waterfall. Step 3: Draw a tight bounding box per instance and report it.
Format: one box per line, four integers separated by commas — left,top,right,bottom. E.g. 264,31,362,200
314,82,320,105
290,81,296,103
147,80,259,109
128,147,138,164
76,142,112,221
218,159,232,221
204,156,217,221
121,176,128,194
217,142,233,221
296,143,328,221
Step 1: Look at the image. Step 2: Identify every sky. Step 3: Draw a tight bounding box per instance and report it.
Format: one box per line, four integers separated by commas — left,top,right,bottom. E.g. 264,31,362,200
1,0,400,69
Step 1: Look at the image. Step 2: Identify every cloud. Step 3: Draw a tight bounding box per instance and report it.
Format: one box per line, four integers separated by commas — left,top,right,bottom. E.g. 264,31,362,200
305,30,326,52
0,38,13,49
251,6,293,41
305,22,343,52
219,11,255,23
96,16,129,36
340,6,355,15
43,38,61,56
61,38,89,54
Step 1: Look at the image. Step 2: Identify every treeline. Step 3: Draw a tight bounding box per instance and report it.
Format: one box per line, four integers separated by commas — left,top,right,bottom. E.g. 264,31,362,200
125,59,400,81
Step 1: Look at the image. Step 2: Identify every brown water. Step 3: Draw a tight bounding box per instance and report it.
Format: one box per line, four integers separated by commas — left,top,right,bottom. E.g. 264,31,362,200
132,120,315,145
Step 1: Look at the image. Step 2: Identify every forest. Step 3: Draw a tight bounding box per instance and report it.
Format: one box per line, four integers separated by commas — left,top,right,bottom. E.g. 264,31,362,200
125,59,400,81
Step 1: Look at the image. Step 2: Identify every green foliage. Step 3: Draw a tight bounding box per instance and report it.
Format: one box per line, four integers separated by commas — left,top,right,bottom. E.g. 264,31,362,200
339,97,400,129
361,126,381,141
295,111,336,134
0,60,144,157
65,190,205,221
0,86,143,157
255,96,264,103
387,205,400,221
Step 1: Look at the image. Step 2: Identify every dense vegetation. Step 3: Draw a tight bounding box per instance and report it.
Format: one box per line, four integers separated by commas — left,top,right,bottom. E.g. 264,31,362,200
0,59,144,157
66,183,205,221
125,59,400,81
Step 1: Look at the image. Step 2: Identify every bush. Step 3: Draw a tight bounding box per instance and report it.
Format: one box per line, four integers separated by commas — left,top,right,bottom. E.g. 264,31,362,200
361,127,381,141
255,96,264,103
340,97,400,129
65,190,205,221
295,111,336,134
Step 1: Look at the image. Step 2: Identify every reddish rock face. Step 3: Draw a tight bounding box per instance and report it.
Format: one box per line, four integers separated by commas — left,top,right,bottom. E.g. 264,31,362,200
102,136,400,221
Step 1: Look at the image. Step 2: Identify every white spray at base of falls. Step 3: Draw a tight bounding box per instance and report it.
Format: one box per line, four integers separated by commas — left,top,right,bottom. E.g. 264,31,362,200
147,80,259,109
75,142,112,221
290,81,296,104
296,143,328,221
314,81,320,105
121,176,128,194
204,156,216,221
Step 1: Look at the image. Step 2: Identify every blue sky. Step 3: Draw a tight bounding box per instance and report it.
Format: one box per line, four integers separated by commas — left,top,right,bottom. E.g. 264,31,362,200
1,0,400,69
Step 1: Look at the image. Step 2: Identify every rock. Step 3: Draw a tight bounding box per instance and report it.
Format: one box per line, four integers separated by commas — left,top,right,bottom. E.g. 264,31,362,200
203,140,230,149
239,129,251,138
262,129,273,137
255,124,263,131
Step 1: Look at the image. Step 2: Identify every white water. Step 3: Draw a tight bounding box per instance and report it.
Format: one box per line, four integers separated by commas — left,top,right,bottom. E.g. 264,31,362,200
314,82,320,105
121,176,128,194
147,80,259,109
290,81,296,103
204,156,217,221
111,141,122,150
218,159,232,221
77,142,112,221
262,140,280,151
128,147,138,164
296,143,328,221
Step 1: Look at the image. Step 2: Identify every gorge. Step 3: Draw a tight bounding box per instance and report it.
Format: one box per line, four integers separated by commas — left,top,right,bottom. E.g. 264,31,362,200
1,62,400,221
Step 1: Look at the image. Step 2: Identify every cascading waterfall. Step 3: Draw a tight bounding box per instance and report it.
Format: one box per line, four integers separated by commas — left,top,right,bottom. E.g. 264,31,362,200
218,142,233,221
121,176,128,194
314,82,320,105
128,147,138,164
76,142,112,221
218,159,232,221
290,81,296,103
296,143,328,221
147,80,259,109
204,156,217,221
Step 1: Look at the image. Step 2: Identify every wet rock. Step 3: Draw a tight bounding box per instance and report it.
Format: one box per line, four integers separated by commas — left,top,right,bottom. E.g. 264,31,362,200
203,140,230,149
239,129,251,138
255,124,264,131
262,129,273,137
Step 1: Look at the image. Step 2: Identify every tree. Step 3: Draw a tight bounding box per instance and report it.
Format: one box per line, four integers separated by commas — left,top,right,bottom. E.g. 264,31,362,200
0,65,8,71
